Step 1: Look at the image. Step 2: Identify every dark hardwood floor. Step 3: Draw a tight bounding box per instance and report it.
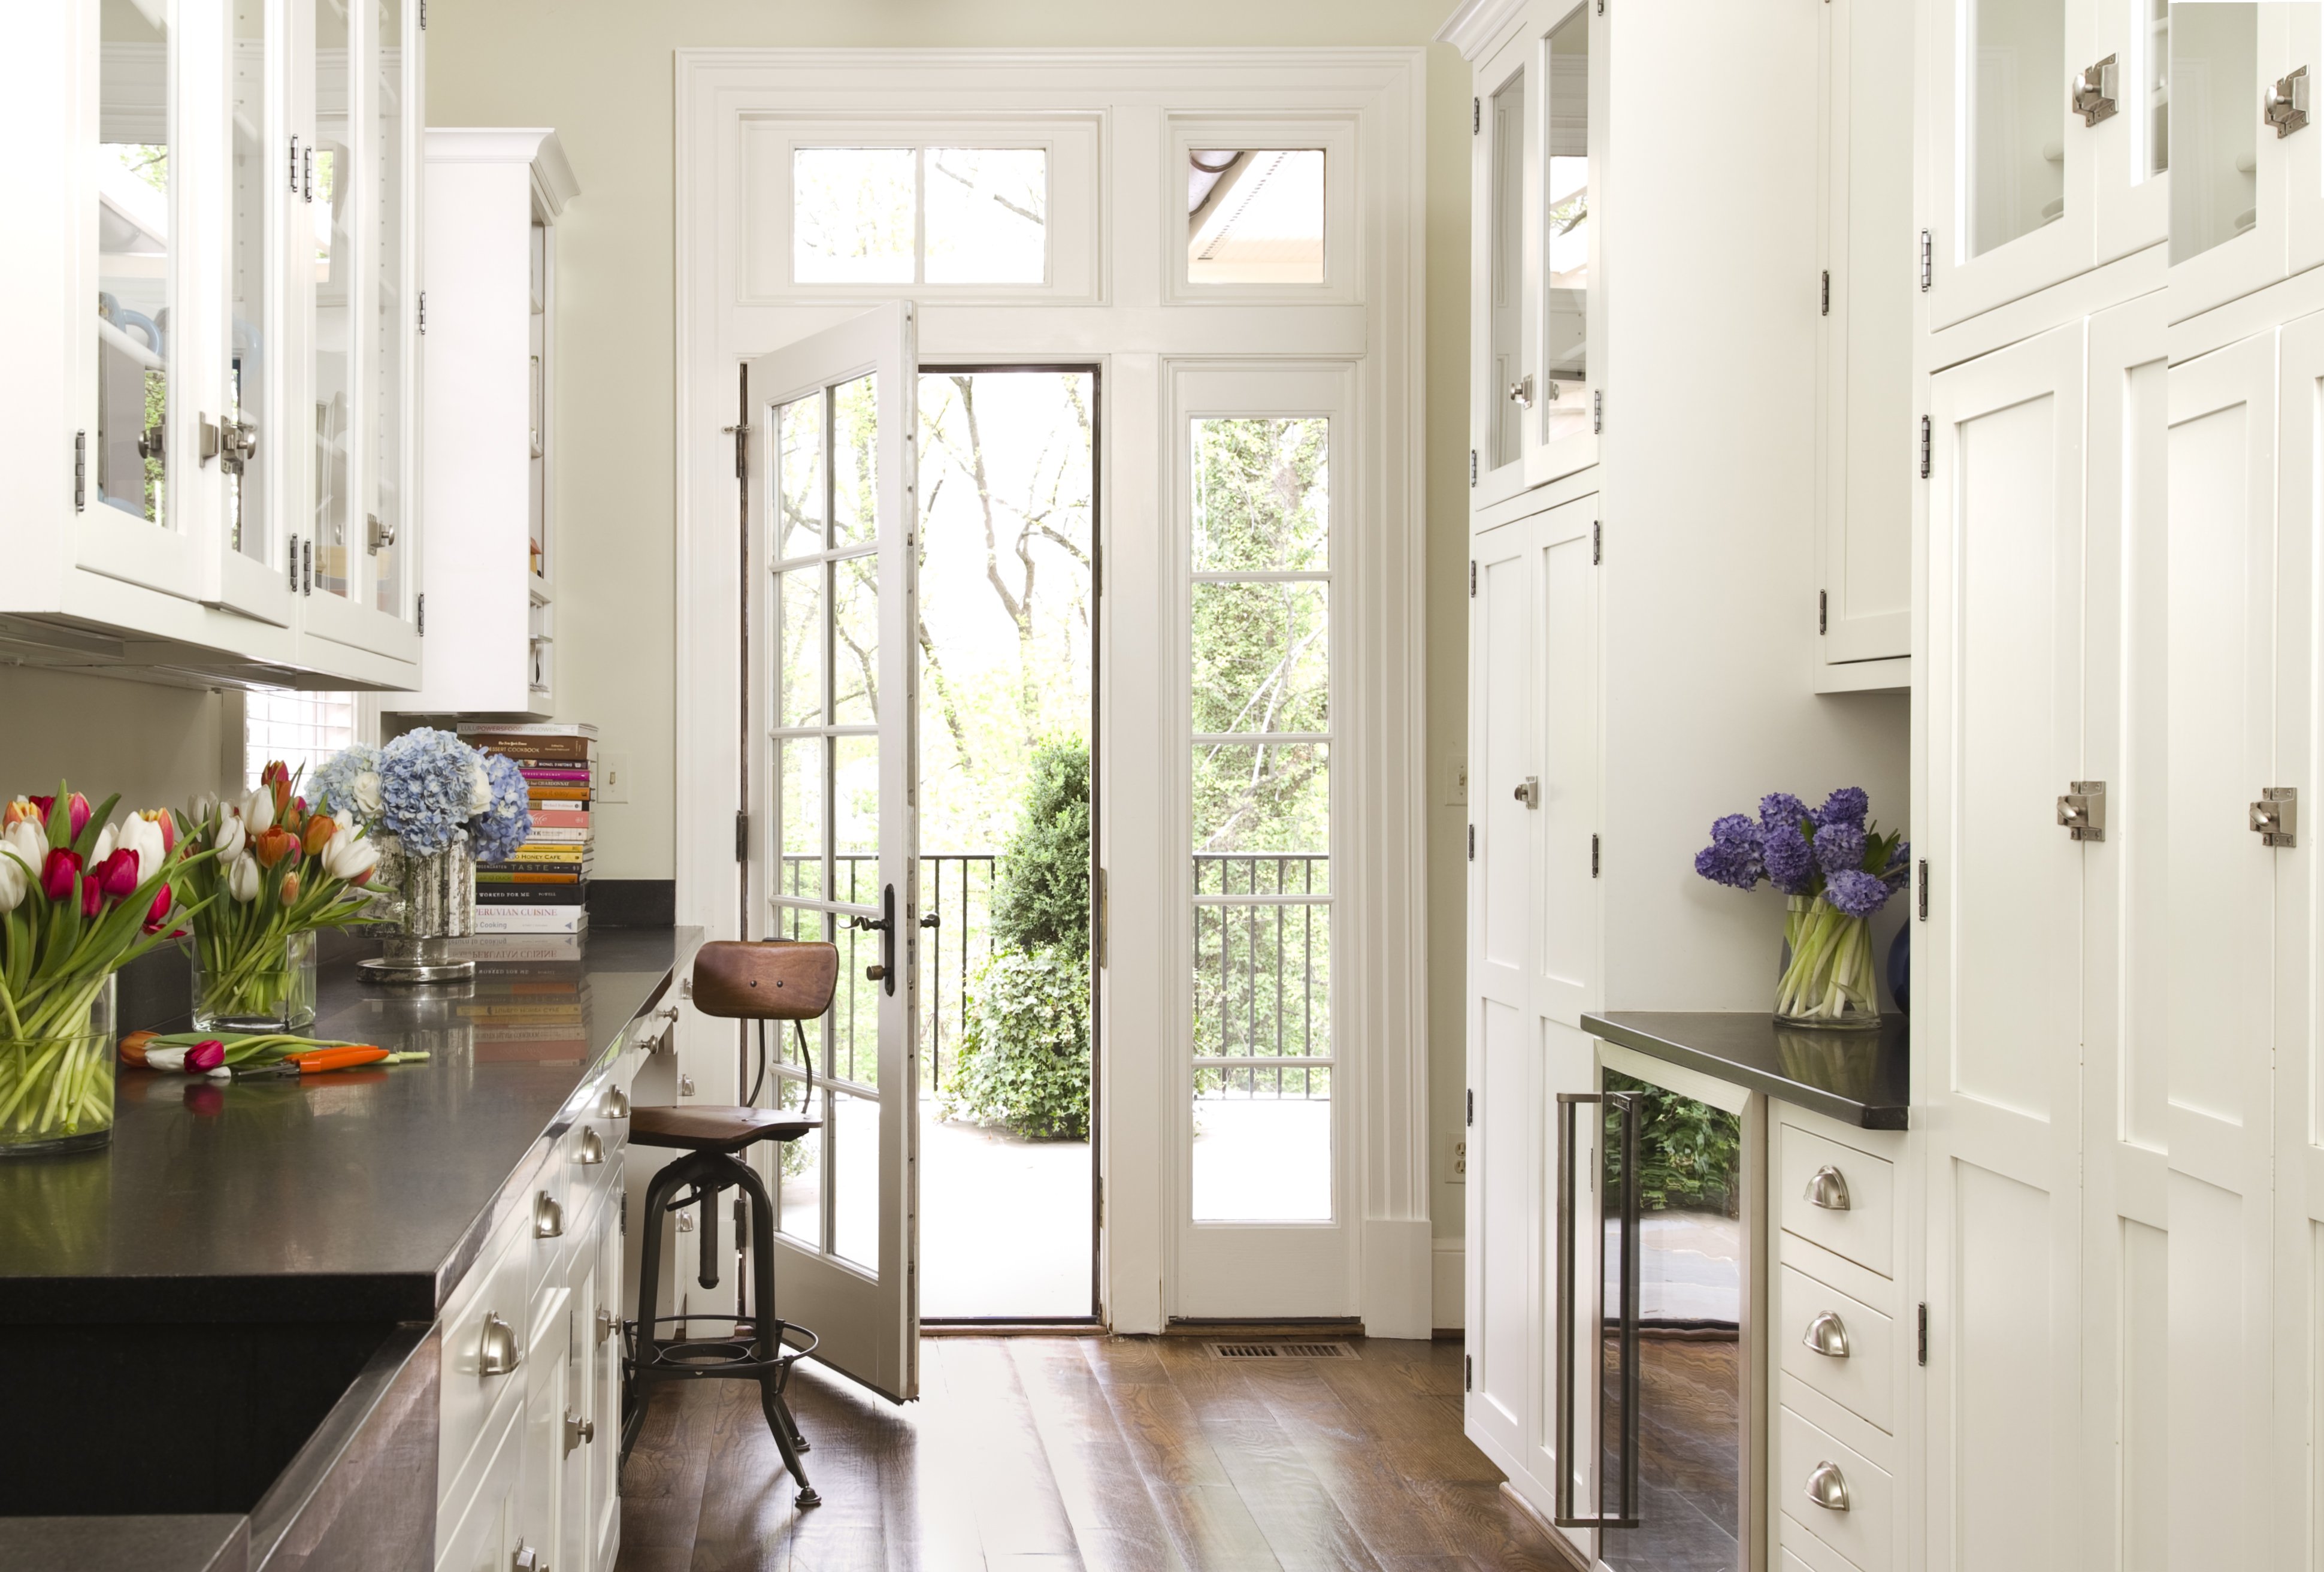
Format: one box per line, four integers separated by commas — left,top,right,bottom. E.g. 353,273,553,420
615,1336,1583,1571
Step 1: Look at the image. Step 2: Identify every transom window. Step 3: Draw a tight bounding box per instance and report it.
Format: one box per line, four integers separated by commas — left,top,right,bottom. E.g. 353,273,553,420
794,146,1049,285
1187,149,1326,284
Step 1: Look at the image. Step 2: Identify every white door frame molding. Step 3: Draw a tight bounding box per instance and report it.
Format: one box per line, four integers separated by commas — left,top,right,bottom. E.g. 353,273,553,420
674,46,1430,1337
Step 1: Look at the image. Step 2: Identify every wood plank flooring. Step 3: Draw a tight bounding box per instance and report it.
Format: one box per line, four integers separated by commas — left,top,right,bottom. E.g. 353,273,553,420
615,1337,1583,1571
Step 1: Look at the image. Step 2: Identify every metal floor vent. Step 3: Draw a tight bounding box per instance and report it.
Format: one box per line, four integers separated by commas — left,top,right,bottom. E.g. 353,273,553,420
1207,1341,1357,1361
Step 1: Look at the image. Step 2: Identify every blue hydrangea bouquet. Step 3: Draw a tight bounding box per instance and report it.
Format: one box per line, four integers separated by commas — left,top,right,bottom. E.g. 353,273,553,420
1695,788,1907,1030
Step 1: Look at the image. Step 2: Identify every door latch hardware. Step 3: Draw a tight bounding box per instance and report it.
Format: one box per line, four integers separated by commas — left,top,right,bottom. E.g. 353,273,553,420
1507,374,1534,409
2268,66,2311,139
2073,54,2119,126
219,418,258,477
2253,787,2298,847
198,416,221,465
678,1075,696,1098
367,511,395,552
1514,776,1540,809
2057,781,2107,841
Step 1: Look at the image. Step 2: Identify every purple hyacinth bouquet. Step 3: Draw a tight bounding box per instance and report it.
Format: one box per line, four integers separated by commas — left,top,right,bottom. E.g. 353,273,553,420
1695,787,1908,1030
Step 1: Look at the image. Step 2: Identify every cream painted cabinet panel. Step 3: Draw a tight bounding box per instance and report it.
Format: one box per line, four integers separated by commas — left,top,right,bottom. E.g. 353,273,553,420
1921,321,2090,1572
1923,0,2165,329
1817,0,1914,667
2162,329,2281,1572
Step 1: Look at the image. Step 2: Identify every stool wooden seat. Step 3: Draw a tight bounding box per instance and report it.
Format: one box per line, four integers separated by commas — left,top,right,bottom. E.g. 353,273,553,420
622,939,839,1508
630,1105,821,1153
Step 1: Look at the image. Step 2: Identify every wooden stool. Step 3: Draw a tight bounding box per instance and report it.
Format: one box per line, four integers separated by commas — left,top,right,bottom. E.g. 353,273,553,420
621,940,835,1507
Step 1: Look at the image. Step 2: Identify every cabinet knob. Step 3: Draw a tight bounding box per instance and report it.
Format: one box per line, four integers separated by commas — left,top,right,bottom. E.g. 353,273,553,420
601,1087,631,1119
1805,1164,1851,1211
1802,1310,1850,1359
534,1190,564,1240
575,1126,605,1166
565,1408,595,1455
1507,374,1535,408
1512,776,1541,809
479,1311,519,1378
596,1305,616,1346
1805,1459,1850,1512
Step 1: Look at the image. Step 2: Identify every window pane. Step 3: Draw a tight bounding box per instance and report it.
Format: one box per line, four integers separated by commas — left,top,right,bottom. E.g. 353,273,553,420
1187,149,1324,283
833,1089,879,1269
371,0,406,616
774,1077,823,1248
924,148,1047,283
833,554,879,725
1193,742,1329,858
1192,417,1329,572
243,692,356,790
97,0,171,528
775,390,825,558
777,568,823,728
1544,7,1591,443
1193,900,1330,1063
2144,0,2168,180
1191,582,1329,736
1969,0,2065,257
794,148,915,282
2169,3,2256,264
832,373,878,546
229,0,267,560
313,0,355,598
1192,1098,1332,1222
1489,68,1526,470
778,736,824,905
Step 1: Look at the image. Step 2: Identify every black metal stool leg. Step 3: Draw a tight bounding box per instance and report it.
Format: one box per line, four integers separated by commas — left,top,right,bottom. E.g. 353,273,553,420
620,1154,688,1467
732,1156,818,1506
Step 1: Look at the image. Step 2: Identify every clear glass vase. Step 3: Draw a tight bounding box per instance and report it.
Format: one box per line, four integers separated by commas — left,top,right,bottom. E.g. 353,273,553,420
1775,894,1882,1031
0,974,118,1156
361,832,478,982
189,928,317,1032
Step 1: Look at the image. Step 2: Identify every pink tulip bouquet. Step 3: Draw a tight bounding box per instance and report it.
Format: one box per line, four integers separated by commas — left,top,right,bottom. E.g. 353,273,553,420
0,785,215,1153
179,761,384,1032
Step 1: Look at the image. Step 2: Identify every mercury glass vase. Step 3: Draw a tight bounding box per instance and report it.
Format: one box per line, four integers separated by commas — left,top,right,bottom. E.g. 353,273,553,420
359,832,479,983
0,973,117,1156
1774,894,1881,1031
189,929,317,1032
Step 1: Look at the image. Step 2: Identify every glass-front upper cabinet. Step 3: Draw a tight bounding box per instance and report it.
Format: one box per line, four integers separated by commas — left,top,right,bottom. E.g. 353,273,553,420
1467,0,1602,504
1925,0,2166,328
2168,2,2305,321
0,0,420,670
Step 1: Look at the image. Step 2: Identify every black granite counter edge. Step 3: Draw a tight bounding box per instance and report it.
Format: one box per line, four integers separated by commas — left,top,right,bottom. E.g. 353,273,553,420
1581,1011,1911,1130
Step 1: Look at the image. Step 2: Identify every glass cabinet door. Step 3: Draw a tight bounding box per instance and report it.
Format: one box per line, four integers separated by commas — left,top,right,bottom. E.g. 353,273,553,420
310,0,358,601
95,0,177,535
1526,0,1599,486
2169,2,2297,318
369,0,407,619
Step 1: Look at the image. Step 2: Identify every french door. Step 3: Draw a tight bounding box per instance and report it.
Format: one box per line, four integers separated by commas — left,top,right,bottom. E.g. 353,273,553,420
744,301,920,1402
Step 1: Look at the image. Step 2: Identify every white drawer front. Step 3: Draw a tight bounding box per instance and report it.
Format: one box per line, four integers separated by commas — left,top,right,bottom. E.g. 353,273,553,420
438,1206,531,1507
1778,1404,1893,1572
1778,1123,1895,1278
1778,1260,1896,1437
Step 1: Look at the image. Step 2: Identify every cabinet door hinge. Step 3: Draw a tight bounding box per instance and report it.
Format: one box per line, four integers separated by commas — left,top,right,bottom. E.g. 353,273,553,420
1469,448,1478,487
1591,389,1603,434
1917,1302,1929,1365
417,291,426,335
1591,834,1601,878
734,811,750,863
1591,521,1602,564
417,0,426,27
1466,1088,1474,1126
1818,589,1828,635
73,431,86,512
1096,1175,1104,1226
416,592,426,635
1820,270,1830,315
288,136,300,194
1469,559,1477,597
302,537,313,595
287,534,300,592
1919,229,1933,291
302,146,313,202
1467,824,1475,861
725,424,751,480
1916,858,1930,921
1918,415,1931,478
1464,1353,1474,1390
1472,96,1481,135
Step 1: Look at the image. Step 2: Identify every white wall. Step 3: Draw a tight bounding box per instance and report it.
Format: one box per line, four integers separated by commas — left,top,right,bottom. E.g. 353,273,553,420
0,667,239,815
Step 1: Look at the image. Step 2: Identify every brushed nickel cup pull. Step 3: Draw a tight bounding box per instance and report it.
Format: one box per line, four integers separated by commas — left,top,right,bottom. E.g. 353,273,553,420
575,1127,604,1166
1806,1164,1851,1211
1806,1459,1850,1511
534,1190,564,1240
1803,1310,1850,1358
478,1311,518,1377
601,1087,631,1119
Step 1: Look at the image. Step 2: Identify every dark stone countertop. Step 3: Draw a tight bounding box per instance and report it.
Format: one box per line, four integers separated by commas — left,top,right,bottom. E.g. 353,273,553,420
0,926,701,1325
1581,1011,1910,1129
0,1514,249,1572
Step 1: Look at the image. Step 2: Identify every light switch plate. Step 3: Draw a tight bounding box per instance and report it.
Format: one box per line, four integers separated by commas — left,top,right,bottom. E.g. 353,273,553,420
600,752,630,804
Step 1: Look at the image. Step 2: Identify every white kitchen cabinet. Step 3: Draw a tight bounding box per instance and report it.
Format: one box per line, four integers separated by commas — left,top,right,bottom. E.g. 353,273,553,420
0,0,422,690
404,128,577,717
1815,0,1914,678
2167,5,2297,322
1920,0,2165,330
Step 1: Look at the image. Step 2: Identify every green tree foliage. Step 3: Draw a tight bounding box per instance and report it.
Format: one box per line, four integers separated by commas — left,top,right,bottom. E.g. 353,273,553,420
989,738,1091,959
1604,1069,1743,1217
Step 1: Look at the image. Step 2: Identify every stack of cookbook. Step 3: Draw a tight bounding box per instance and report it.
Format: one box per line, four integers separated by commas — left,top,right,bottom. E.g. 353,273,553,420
458,722,595,936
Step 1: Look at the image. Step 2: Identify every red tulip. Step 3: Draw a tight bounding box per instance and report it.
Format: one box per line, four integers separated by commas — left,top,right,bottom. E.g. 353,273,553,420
252,826,299,868
184,1040,226,1074
26,795,55,824
95,847,139,899
143,884,173,933
40,848,80,902
66,793,90,840
79,874,99,918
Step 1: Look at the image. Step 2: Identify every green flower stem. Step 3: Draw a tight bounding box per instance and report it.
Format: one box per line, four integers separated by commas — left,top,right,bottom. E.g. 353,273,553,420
1775,897,1877,1024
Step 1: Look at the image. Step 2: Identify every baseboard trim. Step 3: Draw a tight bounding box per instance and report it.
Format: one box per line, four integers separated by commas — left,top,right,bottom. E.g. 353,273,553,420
1163,1317,1367,1338
1498,1481,1591,1571
920,1322,1108,1338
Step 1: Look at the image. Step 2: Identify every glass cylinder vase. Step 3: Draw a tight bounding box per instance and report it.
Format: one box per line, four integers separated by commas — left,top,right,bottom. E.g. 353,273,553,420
189,928,317,1032
1774,894,1882,1031
359,832,478,983
0,973,118,1157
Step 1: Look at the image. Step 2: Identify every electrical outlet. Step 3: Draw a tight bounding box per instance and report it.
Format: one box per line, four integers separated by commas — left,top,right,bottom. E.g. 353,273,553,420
1447,757,1468,806
600,752,630,805
1449,1138,1467,1184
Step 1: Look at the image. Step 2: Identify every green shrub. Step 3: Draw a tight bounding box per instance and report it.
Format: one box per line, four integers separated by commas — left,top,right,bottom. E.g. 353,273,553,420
940,945,1090,1139
1604,1069,1742,1217
989,739,1091,961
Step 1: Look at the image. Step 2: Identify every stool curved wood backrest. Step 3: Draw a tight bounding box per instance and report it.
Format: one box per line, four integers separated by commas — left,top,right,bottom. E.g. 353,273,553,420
685,938,840,1126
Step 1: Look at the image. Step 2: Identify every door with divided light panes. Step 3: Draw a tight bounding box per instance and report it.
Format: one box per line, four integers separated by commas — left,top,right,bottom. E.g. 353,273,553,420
1173,365,1353,1318
743,301,919,1402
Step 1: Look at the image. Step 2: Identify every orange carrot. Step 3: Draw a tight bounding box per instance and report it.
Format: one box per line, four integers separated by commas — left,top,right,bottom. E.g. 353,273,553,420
288,1045,390,1073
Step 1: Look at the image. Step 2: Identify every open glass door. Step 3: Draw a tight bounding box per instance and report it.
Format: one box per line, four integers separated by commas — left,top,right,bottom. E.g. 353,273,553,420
746,301,919,1402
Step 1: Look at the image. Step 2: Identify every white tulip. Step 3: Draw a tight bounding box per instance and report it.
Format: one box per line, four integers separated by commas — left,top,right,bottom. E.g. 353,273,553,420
227,852,261,903
0,849,23,913
91,823,117,864
213,815,247,863
322,827,380,884
241,786,275,833
352,770,383,817
190,792,219,827
117,815,166,887
3,821,43,876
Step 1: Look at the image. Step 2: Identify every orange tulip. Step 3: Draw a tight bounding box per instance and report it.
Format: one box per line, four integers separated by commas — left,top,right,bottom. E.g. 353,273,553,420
252,826,299,868
279,871,302,905
302,814,337,855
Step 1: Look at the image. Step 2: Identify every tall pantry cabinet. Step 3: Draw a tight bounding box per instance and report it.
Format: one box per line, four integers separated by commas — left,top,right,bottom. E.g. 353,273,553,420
1447,0,1911,1546
0,0,425,690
